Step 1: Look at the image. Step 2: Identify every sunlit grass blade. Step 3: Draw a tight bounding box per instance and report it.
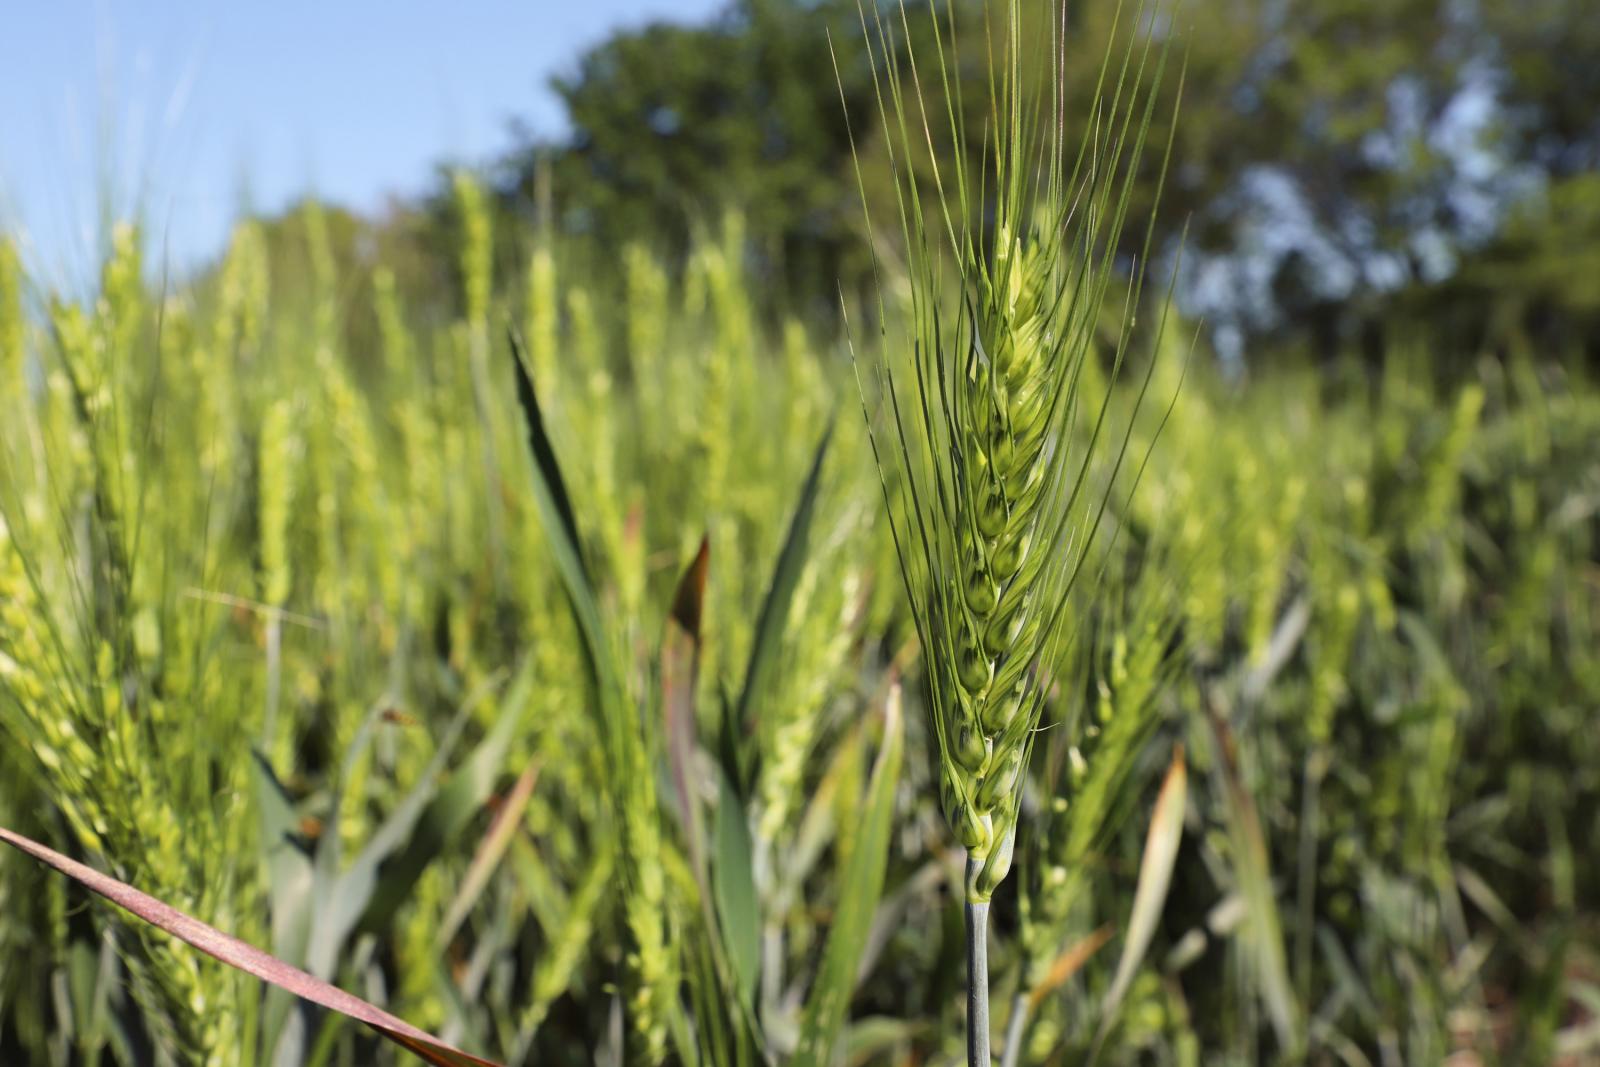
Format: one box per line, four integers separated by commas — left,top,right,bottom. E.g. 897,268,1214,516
735,419,835,733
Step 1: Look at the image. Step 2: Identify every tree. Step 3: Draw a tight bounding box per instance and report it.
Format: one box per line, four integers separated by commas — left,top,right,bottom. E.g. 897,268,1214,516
500,0,885,314
487,0,1600,363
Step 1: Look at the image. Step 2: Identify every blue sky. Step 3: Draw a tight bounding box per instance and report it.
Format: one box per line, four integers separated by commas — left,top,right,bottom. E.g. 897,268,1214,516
0,1,724,286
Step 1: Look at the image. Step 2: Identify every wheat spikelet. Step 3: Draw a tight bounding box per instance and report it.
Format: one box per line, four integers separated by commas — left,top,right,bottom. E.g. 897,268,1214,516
621,739,673,1067
373,266,413,382
757,517,869,843
192,222,267,486
1018,605,1169,986
454,170,493,332
3,233,256,1063
0,236,23,402
526,242,559,391
302,200,339,369
258,397,301,611
216,219,269,359
372,265,449,630
625,242,669,388
452,172,511,572
0,517,61,760
515,847,615,1054
98,222,145,367
860,0,1179,905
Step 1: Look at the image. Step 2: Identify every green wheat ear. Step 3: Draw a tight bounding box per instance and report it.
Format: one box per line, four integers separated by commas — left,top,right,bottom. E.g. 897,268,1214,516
848,0,1182,906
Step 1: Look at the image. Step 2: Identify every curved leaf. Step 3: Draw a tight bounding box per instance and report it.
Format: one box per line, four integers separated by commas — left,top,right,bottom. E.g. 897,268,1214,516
508,328,622,729
0,827,502,1067
732,420,835,797
357,663,535,936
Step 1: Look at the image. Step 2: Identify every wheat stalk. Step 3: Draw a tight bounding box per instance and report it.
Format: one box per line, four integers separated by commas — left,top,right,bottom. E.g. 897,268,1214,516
849,0,1180,1060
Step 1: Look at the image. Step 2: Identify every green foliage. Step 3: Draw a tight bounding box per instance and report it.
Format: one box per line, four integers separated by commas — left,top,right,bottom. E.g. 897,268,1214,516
489,0,1600,362
0,158,1597,1066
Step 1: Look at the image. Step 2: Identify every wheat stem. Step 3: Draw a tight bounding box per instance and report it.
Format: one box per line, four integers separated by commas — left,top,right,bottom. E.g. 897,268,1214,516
1000,991,1030,1067
967,854,992,1067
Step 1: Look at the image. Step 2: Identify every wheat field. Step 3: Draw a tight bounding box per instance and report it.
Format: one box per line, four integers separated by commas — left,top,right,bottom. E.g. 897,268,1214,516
1,5,1598,1065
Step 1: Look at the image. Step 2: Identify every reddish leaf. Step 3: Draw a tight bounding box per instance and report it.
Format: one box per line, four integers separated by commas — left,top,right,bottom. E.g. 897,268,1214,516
665,535,711,889
437,761,543,950
670,534,711,638
0,827,502,1067
1027,924,1115,1013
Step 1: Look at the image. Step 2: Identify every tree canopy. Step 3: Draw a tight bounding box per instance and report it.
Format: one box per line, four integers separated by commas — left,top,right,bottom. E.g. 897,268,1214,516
463,0,1600,363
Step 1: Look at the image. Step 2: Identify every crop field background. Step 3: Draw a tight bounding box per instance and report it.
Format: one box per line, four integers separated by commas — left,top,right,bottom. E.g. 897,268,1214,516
0,1,1597,1065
